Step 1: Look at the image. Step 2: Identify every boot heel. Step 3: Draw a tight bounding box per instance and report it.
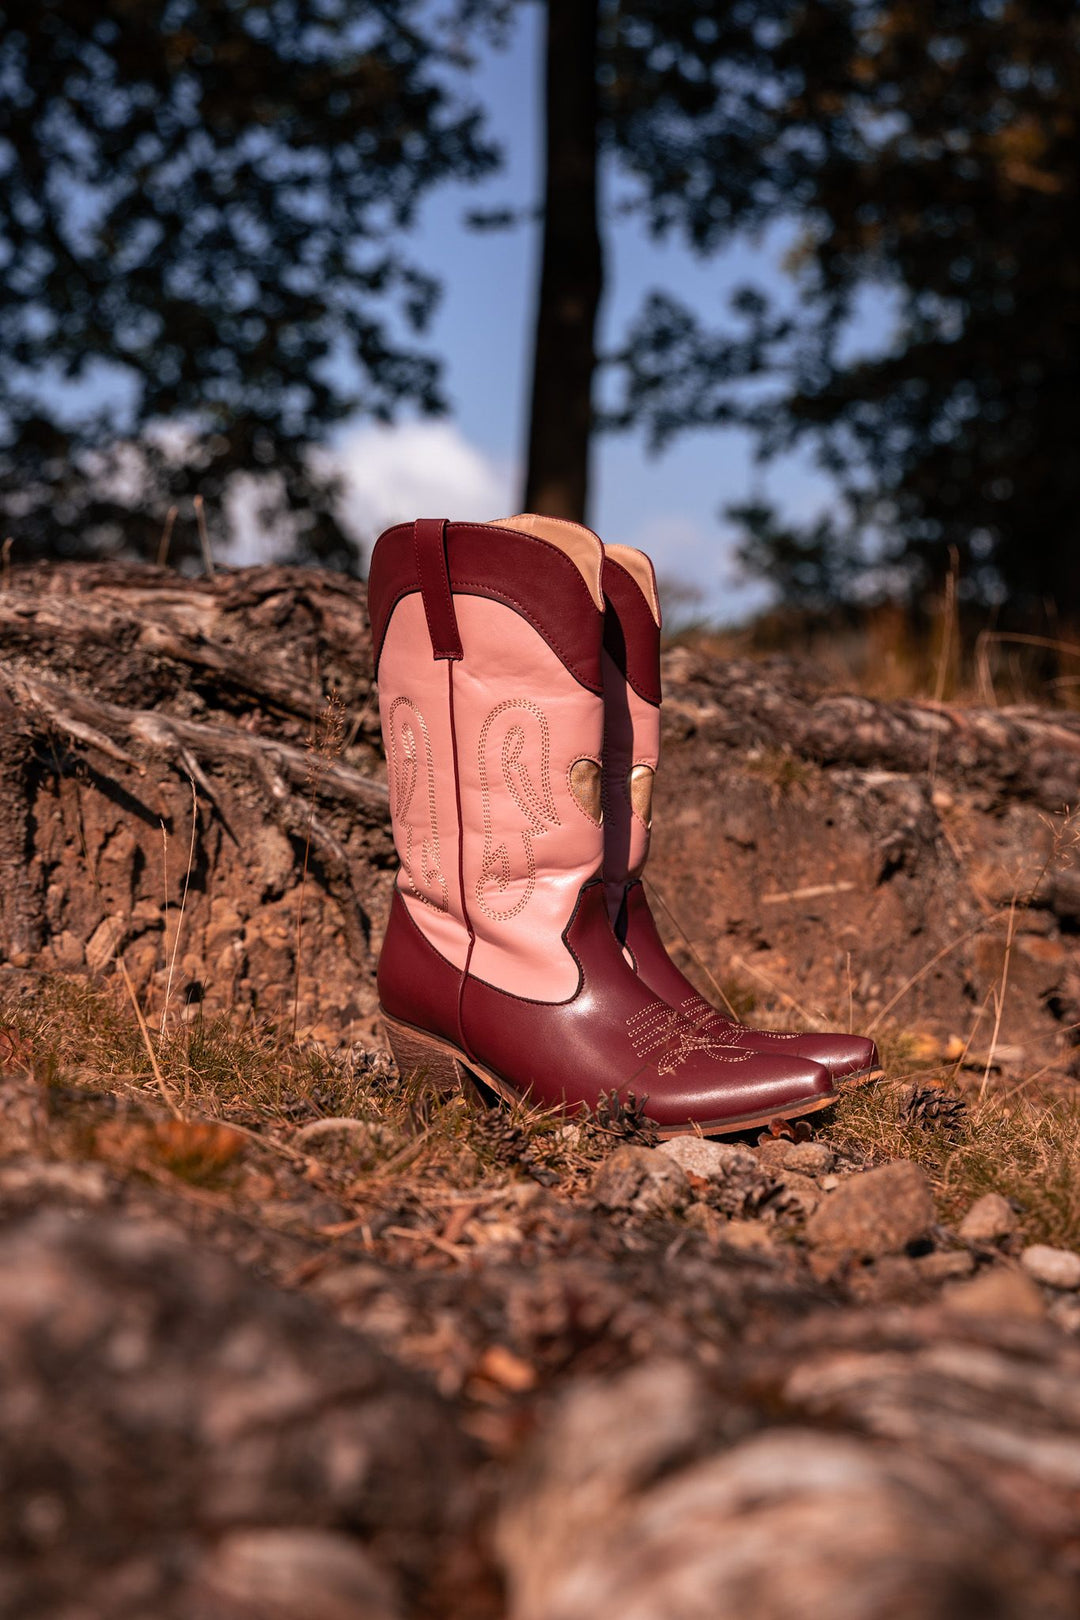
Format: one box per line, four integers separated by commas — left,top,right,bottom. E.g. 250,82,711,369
382,1015,470,1095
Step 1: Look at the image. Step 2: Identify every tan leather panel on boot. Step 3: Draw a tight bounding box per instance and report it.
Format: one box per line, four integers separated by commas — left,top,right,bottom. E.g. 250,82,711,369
569,758,603,824
629,763,654,828
604,543,661,623
488,514,605,610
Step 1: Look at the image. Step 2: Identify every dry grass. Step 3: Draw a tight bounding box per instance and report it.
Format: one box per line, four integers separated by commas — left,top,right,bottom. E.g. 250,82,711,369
825,1060,1080,1249
0,974,651,1211
5,968,1080,1251
676,600,1080,709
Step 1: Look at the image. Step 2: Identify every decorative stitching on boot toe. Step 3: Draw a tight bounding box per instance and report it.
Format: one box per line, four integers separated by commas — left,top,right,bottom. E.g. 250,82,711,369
628,999,751,1076
682,997,802,1041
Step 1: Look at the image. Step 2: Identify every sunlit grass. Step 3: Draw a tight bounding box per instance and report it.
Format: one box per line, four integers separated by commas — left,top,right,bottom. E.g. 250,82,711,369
5,972,1080,1248
825,1065,1080,1250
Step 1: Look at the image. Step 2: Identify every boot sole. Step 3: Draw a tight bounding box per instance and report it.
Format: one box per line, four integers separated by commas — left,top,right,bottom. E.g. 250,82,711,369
381,1012,837,1140
839,1066,886,1089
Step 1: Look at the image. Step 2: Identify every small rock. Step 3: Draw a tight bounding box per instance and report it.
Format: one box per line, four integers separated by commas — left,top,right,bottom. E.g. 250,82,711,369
1048,1295,1080,1335
915,1250,975,1284
944,1266,1047,1321
658,1136,759,1180
756,1139,835,1176
958,1193,1018,1246
847,1256,924,1305
804,1160,935,1262
201,1529,401,1620
48,930,86,971
658,1134,777,1219
684,1200,725,1238
1020,1244,1080,1291
772,1170,823,1219
592,1146,690,1217
0,1160,110,1206
84,914,127,974
721,1219,778,1255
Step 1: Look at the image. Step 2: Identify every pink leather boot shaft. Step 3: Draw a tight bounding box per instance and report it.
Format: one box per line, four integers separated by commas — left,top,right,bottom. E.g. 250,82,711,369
373,519,605,1001
601,544,880,1086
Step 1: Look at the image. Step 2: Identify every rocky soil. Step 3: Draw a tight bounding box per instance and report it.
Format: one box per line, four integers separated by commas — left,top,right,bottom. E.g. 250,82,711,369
2,560,1078,1066
3,1029,1080,1620
3,559,1080,1616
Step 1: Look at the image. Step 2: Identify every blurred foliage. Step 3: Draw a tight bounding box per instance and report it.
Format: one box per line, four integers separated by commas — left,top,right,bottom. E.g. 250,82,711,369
602,0,1080,620
0,0,495,563
4,0,1078,606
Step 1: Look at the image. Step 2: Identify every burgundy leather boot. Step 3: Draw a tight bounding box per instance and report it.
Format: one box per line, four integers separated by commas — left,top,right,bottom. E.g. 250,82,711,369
368,514,837,1136
601,542,881,1086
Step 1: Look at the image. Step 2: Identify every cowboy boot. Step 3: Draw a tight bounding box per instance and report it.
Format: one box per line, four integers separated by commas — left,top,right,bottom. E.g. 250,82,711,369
600,542,881,1086
368,513,836,1136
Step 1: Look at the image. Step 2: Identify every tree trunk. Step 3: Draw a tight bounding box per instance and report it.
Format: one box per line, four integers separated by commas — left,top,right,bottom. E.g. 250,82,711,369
522,0,602,522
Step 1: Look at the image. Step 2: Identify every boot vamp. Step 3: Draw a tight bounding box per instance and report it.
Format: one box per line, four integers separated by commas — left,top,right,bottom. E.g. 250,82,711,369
461,885,834,1128
692,1004,879,1081
753,1031,880,1080
622,884,878,1082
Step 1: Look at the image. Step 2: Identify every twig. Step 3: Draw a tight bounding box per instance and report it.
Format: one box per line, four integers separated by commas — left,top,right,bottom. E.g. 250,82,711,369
927,545,959,780
1,536,11,590
156,505,178,569
161,779,198,1035
158,815,169,1014
948,981,997,1085
761,881,856,905
866,923,987,1035
194,495,215,578
975,630,1080,707
117,956,183,1120
980,897,1018,1100
846,950,853,1036
382,1225,466,1261
20,681,143,770
725,950,823,1028
643,876,741,1020
1,667,387,811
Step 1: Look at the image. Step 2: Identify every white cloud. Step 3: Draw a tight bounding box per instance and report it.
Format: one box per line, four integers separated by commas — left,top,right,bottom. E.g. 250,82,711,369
619,512,773,627
332,419,516,546
219,418,517,568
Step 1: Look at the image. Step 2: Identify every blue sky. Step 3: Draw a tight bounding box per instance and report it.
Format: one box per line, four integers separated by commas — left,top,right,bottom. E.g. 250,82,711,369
351,3,853,623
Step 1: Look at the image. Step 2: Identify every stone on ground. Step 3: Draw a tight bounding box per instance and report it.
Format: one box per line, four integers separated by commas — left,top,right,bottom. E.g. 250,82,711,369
1021,1245,1080,1291
804,1160,936,1262
958,1193,1019,1245
592,1146,690,1217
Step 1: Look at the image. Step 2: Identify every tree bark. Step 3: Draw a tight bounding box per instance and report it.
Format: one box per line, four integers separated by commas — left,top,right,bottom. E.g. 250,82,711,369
522,0,602,522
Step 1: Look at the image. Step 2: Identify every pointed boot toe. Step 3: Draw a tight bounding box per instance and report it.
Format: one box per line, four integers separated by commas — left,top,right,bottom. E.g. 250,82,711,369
644,1050,835,1139
779,1033,881,1084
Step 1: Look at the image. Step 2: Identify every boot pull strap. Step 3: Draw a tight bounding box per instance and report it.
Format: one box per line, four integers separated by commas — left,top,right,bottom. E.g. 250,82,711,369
413,518,463,661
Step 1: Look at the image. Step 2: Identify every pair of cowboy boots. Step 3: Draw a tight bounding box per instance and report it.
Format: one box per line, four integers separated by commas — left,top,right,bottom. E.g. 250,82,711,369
368,514,878,1137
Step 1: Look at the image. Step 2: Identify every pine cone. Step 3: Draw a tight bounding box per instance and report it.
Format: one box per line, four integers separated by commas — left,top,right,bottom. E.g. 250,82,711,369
476,1109,558,1185
591,1090,660,1147
899,1085,967,1133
